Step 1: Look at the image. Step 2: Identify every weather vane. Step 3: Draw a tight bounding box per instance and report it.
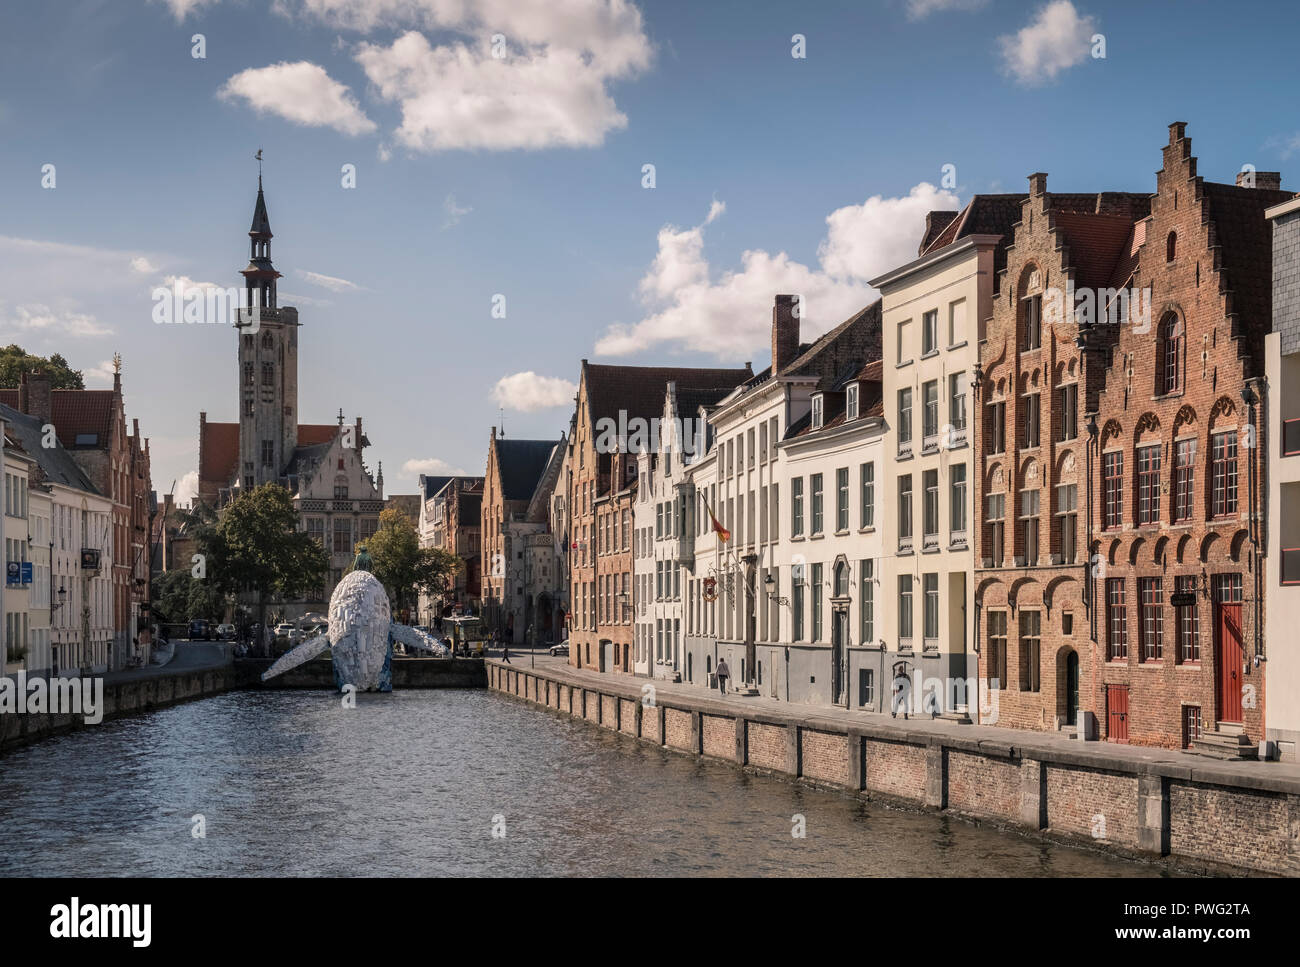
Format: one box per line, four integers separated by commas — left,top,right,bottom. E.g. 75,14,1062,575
255,147,263,179
112,352,121,375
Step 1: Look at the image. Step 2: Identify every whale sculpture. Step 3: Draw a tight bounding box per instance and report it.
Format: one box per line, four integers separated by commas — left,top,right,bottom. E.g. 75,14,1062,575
260,547,447,692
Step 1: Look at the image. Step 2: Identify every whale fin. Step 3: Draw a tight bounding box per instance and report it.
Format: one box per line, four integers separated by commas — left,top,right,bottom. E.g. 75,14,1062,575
261,633,332,681
390,622,449,657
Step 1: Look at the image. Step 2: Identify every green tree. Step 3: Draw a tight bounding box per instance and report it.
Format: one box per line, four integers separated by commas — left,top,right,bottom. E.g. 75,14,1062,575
197,484,329,647
0,345,85,388
361,507,462,614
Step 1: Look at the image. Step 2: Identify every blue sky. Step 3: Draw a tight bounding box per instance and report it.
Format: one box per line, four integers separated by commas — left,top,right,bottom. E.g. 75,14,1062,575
0,0,1296,503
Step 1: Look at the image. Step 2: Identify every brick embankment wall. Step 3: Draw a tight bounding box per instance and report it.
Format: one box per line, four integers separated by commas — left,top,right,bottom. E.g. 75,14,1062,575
485,660,1300,876
238,656,488,689
0,665,240,755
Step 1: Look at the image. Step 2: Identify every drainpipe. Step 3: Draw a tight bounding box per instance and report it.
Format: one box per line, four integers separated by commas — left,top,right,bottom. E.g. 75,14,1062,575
1242,380,1263,670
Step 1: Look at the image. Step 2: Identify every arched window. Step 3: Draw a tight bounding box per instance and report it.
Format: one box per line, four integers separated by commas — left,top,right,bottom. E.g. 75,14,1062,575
834,561,849,598
1166,231,1177,262
1159,313,1183,395
261,330,273,349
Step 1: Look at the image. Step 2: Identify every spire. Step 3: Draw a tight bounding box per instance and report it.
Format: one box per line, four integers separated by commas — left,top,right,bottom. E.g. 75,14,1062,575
250,184,272,237
240,154,280,312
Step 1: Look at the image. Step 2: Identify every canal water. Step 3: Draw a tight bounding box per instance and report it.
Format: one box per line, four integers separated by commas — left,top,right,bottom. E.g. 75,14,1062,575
0,690,1177,876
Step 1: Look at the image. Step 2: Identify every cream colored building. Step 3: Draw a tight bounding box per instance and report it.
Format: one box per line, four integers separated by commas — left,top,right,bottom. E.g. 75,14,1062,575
869,222,1005,714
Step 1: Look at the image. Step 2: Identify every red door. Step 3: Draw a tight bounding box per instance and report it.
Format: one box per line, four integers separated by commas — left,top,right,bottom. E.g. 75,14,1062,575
1107,684,1129,743
1216,603,1244,723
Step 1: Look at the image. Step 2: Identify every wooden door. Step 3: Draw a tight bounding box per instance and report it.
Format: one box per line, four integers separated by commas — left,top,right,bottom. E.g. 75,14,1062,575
1216,603,1244,723
1107,684,1129,743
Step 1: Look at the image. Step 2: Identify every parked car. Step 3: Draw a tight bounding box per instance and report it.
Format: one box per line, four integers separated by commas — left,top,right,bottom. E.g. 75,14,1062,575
215,623,236,641
548,639,570,657
188,619,211,641
273,622,300,642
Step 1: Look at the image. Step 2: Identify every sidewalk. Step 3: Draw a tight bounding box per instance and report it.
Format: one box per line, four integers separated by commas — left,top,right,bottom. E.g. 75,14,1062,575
490,651,1300,792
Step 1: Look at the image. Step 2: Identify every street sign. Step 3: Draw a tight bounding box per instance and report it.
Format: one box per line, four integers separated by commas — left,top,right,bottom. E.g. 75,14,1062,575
1170,591,1196,607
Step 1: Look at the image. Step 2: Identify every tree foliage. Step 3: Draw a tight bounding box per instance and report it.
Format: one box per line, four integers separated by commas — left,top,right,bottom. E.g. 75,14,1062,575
360,507,462,612
0,345,85,389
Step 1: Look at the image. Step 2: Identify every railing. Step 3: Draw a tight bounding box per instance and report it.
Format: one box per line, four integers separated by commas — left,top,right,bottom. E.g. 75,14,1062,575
1284,419,1300,456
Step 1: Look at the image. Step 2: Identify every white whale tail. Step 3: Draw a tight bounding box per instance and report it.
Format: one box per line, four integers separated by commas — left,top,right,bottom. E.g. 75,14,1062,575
390,622,449,657
261,632,331,681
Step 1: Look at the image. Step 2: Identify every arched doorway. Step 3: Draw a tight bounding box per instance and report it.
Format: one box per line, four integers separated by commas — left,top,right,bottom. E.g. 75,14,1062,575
1056,647,1079,726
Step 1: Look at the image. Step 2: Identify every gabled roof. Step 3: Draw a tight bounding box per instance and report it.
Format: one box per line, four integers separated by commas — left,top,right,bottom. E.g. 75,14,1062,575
0,388,116,449
495,438,561,503
920,194,1028,293
582,363,754,427
0,402,99,493
781,299,882,388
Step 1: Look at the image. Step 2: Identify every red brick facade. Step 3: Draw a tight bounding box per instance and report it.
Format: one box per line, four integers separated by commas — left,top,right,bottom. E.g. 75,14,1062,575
975,123,1290,750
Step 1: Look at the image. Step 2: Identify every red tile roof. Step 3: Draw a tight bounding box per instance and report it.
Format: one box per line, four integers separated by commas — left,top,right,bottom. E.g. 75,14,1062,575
1051,212,1139,289
199,421,342,489
0,389,116,448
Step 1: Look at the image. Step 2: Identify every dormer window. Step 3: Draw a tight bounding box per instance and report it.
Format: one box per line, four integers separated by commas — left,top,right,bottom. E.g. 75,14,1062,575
811,394,824,430
846,384,859,421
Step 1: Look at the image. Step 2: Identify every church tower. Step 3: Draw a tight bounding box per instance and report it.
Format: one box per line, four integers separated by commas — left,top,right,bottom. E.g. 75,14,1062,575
236,174,300,490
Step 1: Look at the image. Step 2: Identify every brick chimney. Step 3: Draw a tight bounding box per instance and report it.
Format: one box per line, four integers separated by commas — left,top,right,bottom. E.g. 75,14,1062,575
1027,172,1048,197
18,369,52,426
771,294,800,375
1236,170,1282,190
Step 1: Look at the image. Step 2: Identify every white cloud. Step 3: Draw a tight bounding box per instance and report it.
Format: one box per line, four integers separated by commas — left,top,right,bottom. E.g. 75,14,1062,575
298,269,361,292
218,61,376,135
443,193,472,228
130,255,158,274
84,359,118,387
998,1,1097,86
402,457,468,477
490,371,578,412
594,182,960,359
0,303,112,339
907,0,988,19
174,471,200,508
157,0,220,19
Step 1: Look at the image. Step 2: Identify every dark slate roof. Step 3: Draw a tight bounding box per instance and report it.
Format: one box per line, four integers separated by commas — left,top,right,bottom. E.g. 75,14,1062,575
0,388,115,449
250,183,272,237
781,299,882,388
1202,180,1295,350
422,475,455,499
0,402,99,493
583,363,754,426
921,194,1028,293
496,438,560,502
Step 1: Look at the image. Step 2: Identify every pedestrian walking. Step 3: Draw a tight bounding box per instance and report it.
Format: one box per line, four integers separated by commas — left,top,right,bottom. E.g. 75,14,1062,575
716,657,730,694
502,641,512,664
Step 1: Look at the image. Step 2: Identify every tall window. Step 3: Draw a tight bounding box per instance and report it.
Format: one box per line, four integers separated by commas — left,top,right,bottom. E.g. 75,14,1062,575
243,362,254,386
1103,452,1123,530
1176,575,1200,663
859,559,874,644
1174,439,1196,521
950,464,967,537
987,493,1005,567
811,563,823,642
860,462,874,529
792,568,804,641
923,380,939,446
810,473,824,535
1020,488,1040,566
949,372,968,440
986,611,1008,688
1161,315,1183,394
791,477,804,537
898,474,913,545
1019,611,1041,692
1107,578,1128,660
1211,431,1238,517
1140,577,1163,662
989,401,1006,454
261,362,274,386
898,388,913,450
1137,444,1162,524
1056,484,1077,564
1059,384,1078,441
261,439,274,467
1023,293,1042,350
923,573,939,643
922,469,939,544
1024,394,1041,448
811,395,824,430
846,383,859,421
898,575,913,641
835,468,849,531
922,309,938,354
949,299,967,346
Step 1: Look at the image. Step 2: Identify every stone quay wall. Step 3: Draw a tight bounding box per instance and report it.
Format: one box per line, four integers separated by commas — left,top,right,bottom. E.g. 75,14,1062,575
237,656,487,690
0,665,239,755
486,660,1300,876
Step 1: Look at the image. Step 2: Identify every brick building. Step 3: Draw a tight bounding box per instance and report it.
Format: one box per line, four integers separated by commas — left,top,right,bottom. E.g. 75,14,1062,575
569,361,752,674
976,123,1289,753
417,473,483,623
480,428,564,644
